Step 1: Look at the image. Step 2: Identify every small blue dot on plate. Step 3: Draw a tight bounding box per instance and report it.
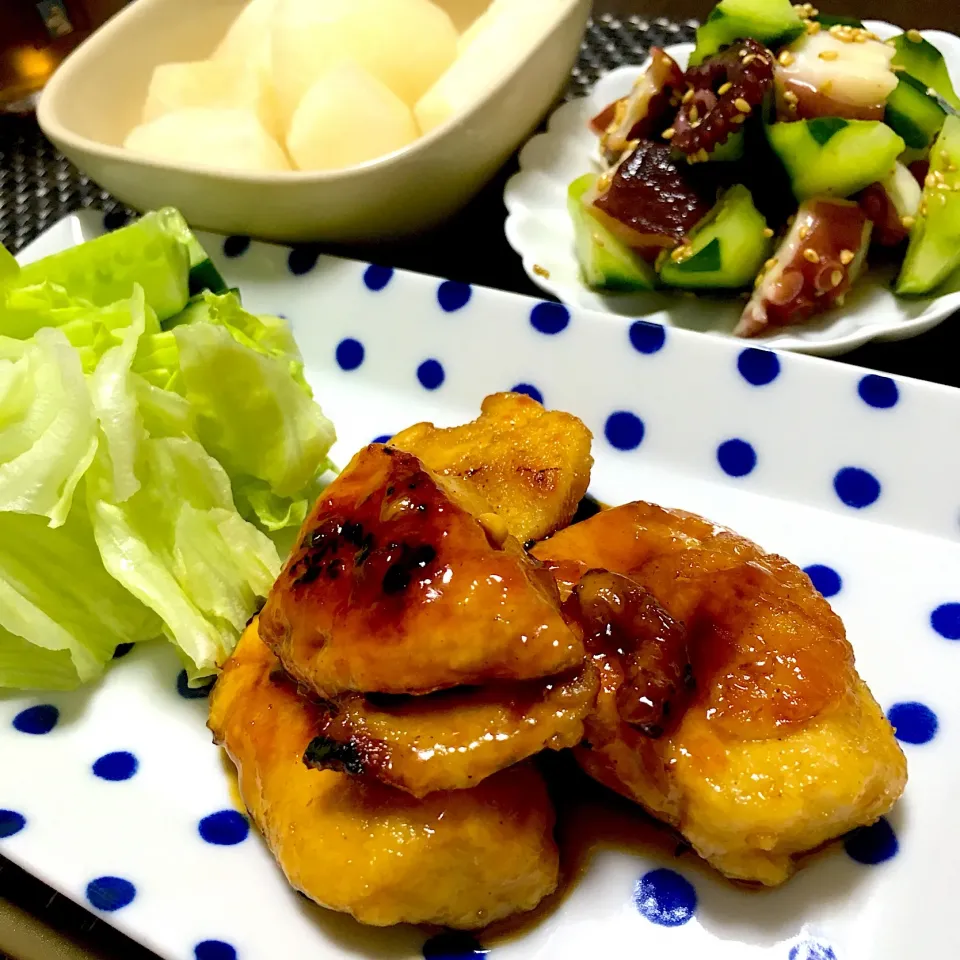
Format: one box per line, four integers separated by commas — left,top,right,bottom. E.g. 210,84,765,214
789,942,837,960
717,438,757,478
195,940,238,960
843,816,898,865
199,810,249,846
86,876,136,912
511,383,543,404
437,280,472,312
803,564,842,599
931,602,960,640
833,467,881,508
737,347,780,386
0,810,26,838
530,301,570,335
373,434,392,444
858,374,899,409
634,867,697,927
112,642,135,659
605,411,644,451
287,246,320,275
102,210,130,232
93,751,139,782
363,264,393,291
222,235,250,259
12,704,59,735
422,932,487,958
888,701,938,745
629,320,666,354
177,670,215,700
417,359,445,391
335,338,365,371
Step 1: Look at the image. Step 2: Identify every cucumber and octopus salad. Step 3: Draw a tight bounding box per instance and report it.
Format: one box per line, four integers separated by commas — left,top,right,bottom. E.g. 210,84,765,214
568,0,960,337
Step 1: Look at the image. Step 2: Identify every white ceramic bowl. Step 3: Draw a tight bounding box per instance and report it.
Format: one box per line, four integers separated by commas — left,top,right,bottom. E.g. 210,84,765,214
37,0,590,244
504,22,960,356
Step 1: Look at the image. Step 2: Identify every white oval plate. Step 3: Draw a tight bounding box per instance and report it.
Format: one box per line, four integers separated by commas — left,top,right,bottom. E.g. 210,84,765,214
504,21,960,356
3,212,960,960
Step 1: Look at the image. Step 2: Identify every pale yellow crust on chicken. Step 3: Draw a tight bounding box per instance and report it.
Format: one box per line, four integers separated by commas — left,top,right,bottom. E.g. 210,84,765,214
208,621,561,928
259,444,582,697
390,392,593,544
535,501,907,885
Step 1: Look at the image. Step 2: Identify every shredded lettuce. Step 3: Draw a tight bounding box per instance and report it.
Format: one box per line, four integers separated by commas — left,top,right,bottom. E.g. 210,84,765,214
0,214,336,689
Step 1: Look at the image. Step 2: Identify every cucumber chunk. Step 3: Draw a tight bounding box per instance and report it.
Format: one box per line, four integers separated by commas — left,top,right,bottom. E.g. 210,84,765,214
890,32,960,111
154,207,228,297
658,184,772,289
815,13,864,28
567,174,657,292
885,72,948,152
896,115,960,294
691,0,804,66
14,210,191,321
766,117,905,199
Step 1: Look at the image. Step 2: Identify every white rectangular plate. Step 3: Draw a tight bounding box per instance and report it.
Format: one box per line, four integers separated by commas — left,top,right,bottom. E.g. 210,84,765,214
2,212,960,960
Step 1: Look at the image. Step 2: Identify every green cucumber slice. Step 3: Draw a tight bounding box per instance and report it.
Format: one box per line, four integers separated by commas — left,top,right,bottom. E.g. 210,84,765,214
658,184,772,289
891,33,960,111
567,174,658,292
885,72,948,152
154,208,228,297
691,0,804,66
766,117,905,199
896,115,960,294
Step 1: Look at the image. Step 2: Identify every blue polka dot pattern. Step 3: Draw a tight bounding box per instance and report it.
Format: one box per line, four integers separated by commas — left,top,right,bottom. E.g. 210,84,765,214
373,434,392,444
717,438,757,478
437,281,472,312
199,810,250,846
834,467,881,508
86,876,136,912
0,810,26,838
177,670,215,700
803,564,842,599
931,603,960,640
417,359,445,391
335,338,365,371
102,210,130,232
888,702,938,744
287,246,320,275
13,704,59,735
789,942,837,960
195,941,238,960
93,752,139,782
222,235,250,259
422,932,487,958
634,868,697,927
629,320,666,354
511,383,543,404
112,642,135,659
605,411,645,451
530,302,570,335
858,374,899,409
363,264,393,291
844,816,898,865
737,348,780,386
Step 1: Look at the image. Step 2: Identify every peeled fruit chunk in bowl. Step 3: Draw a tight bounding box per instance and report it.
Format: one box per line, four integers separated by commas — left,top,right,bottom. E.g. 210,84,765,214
142,61,280,140
286,61,418,172
213,0,278,79
271,0,458,128
124,108,291,173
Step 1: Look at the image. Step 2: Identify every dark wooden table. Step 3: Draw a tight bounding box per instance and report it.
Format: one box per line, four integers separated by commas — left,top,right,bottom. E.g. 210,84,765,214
2,0,959,957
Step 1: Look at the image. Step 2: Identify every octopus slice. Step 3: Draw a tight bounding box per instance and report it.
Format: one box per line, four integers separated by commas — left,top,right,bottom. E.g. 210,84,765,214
591,48,685,163
858,162,923,247
589,139,716,250
736,196,871,337
775,30,897,121
304,665,599,798
671,39,775,159
390,391,593,544
208,620,560,928
533,501,907,885
258,444,582,698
